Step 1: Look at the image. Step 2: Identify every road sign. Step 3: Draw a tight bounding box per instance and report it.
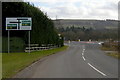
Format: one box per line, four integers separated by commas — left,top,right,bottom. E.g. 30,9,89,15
6,17,32,30
6,17,32,53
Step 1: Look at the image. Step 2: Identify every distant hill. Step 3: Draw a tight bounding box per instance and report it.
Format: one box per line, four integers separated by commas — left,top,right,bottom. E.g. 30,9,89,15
53,19,118,30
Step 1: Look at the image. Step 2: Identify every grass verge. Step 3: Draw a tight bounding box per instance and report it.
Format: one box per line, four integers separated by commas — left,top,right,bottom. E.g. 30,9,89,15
2,46,68,78
107,52,120,59
101,46,119,59
101,46,116,51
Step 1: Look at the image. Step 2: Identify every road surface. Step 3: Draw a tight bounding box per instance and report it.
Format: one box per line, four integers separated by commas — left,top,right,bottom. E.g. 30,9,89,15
14,41,118,78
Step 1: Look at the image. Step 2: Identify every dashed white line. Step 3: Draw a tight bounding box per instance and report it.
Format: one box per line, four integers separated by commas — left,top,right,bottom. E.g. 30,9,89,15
82,48,85,60
88,63,107,76
81,46,107,76
82,53,84,56
82,56,86,61
82,49,85,53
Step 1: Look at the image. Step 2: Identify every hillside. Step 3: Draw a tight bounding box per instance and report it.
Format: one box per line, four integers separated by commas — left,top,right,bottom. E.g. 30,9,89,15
53,19,118,30
53,19,118,41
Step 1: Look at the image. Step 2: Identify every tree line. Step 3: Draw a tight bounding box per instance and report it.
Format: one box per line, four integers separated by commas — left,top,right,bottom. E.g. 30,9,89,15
58,26,118,41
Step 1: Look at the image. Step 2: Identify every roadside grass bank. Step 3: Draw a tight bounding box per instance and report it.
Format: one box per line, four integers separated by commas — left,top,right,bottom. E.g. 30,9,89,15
101,46,117,51
100,42,120,59
106,52,120,59
2,46,68,78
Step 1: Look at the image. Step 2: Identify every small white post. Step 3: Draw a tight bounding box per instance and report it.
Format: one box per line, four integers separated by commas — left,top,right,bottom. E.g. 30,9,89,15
8,30,10,53
29,31,30,53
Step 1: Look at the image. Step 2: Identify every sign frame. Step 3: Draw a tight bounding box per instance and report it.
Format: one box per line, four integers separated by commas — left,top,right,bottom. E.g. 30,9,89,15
6,17,32,30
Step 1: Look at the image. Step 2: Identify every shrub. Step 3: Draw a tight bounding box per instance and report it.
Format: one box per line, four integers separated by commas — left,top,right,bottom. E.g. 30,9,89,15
2,37,25,53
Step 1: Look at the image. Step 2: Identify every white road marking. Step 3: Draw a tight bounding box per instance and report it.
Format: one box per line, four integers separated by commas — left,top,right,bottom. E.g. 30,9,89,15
81,45,107,76
82,49,85,53
82,56,86,61
88,63,107,76
82,48,85,60
82,53,84,56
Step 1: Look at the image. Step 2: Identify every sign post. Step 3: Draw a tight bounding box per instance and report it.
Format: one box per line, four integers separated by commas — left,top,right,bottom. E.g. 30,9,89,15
28,31,30,53
6,17,32,53
8,30,10,53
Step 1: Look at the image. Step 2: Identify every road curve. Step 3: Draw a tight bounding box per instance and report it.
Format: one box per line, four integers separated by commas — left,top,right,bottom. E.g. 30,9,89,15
14,41,118,78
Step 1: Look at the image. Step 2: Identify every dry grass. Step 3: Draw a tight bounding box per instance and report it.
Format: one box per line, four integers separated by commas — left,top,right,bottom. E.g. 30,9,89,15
107,52,120,59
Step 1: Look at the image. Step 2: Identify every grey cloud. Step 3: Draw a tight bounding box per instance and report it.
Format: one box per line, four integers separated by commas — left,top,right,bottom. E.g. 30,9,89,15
99,2,117,11
38,1,118,20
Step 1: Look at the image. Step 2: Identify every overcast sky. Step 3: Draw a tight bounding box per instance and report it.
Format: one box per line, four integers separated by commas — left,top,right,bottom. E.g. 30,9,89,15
24,0,119,20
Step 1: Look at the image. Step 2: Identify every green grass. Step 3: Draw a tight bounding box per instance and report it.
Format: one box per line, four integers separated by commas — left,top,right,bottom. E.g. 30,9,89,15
2,46,68,78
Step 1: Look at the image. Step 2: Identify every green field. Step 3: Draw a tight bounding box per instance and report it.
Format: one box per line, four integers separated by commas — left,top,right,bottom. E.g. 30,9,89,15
2,46,68,78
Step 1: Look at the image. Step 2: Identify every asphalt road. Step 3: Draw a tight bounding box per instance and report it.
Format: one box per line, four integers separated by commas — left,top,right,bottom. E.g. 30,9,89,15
14,41,118,78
